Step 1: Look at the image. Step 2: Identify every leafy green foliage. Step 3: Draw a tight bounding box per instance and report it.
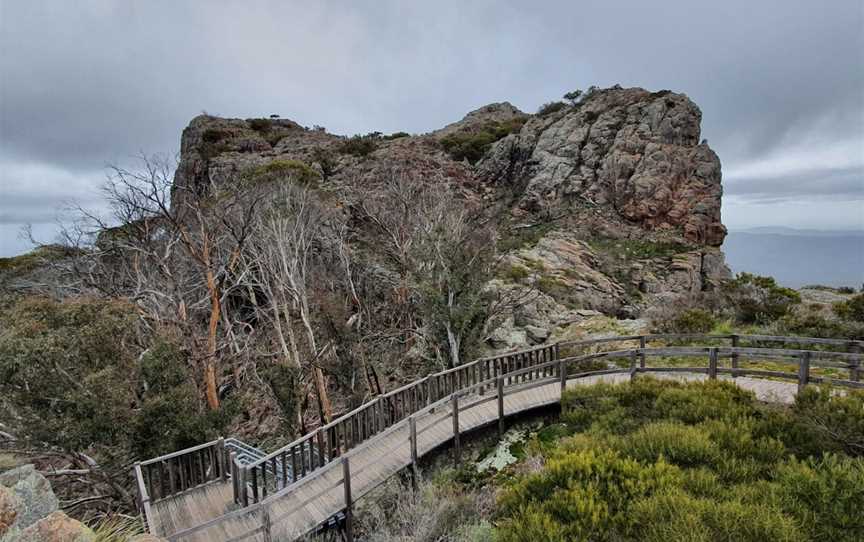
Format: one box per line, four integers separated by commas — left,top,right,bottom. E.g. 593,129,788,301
588,238,689,260
244,159,320,186
537,101,568,116
337,133,379,157
563,89,583,105
0,297,228,461
665,308,716,333
724,273,801,324
0,244,77,276
496,379,864,541
247,118,272,132
834,293,864,322
383,131,410,140
439,117,527,163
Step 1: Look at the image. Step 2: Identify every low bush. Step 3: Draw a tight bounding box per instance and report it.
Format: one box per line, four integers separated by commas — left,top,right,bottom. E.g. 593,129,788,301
537,101,567,116
667,308,716,333
499,379,864,541
0,296,230,462
619,422,719,467
244,159,320,186
337,134,379,157
383,131,410,140
834,292,864,322
439,117,526,163
248,118,272,132
723,273,801,324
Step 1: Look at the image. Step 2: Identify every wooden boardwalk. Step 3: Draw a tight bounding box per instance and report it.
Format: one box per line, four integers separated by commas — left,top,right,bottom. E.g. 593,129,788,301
152,372,801,541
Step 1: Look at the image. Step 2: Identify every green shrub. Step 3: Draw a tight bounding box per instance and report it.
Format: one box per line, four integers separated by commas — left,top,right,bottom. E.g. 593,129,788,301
668,308,716,334
337,134,379,157
497,448,681,541
0,296,230,463
383,131,410,140
244,159,320,186
653,380,756,424
775,454,864,541
776,311,864,340
501,379,864,542
202,128,229,143
248,118,272,132
791,387,864,457
724,273,801,324
619,422,719,468
537,101,567,116
500,264,529,282
628,491,805,542
834,293,864,322
439,117,527,163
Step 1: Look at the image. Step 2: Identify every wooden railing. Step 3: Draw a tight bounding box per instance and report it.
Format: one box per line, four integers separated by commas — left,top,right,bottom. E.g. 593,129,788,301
136,334,862,541
236,343,559,505
134,438,229,529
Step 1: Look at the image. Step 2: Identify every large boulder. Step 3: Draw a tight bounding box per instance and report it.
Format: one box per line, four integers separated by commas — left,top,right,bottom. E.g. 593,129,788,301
14,511,94,542
0,465,58,532
0,486,22,538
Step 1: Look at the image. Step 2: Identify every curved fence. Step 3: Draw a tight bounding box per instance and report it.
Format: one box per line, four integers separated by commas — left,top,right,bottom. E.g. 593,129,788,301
134,333,862,541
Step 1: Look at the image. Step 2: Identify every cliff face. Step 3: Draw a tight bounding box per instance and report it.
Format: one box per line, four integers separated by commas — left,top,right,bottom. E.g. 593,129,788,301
172,86,729,344
480,87,725,246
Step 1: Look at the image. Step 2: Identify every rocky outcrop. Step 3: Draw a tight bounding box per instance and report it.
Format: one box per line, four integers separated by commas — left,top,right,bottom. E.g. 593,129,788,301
0,465,94,542
479,88,726,246
13,512,94,542
168,86,731,350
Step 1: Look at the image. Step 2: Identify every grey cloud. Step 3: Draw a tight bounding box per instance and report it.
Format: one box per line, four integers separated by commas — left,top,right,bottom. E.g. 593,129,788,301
0,0,862,256
725,167,864,201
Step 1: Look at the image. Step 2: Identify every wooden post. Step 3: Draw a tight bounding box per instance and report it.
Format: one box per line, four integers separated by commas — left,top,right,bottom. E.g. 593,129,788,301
317,429,326,467
731,334,740,377
708,348,718,380
639,336,646,368
241,466,249,507
167,460,175,496
218,437,227,481
798,351,811,394
251,466,259,503
261,503,273,542
850,342,861,382
496,377,505,439
559,358,567,394
452,394,461,466
229,452,239,503
409,416,419,491
629,349,638,380
342,457,354,542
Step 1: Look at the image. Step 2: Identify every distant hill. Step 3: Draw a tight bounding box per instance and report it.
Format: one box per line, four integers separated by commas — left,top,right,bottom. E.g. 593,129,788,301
724,229,864,288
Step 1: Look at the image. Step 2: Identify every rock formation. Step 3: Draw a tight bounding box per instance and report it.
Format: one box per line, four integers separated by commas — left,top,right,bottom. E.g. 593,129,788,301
170,85,730,349
0,465,92,542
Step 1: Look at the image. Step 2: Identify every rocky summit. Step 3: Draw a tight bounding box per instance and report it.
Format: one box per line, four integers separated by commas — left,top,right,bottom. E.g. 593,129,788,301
170,86,729,349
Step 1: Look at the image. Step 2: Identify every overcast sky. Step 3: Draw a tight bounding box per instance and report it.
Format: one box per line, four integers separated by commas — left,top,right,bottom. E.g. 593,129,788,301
1,0,862,256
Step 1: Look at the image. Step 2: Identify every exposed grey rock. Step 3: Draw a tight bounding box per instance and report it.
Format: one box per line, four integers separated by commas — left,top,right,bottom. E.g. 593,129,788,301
479,88,726,246
0,465,58,532
13,511,94,542
0,486,22,539
524,325,549,343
